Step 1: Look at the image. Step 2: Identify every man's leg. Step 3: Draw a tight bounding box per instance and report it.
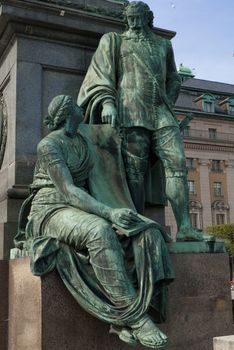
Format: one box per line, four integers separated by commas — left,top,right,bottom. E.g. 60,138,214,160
122,127,151,214
152,127,203,240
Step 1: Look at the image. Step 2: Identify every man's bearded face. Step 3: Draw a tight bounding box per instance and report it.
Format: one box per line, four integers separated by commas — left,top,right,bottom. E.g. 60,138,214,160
126,9,147,31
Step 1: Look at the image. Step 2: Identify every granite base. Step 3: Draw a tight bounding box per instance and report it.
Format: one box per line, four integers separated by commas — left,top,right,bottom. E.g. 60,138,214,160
213,336,234,350
0,260,8,350
4,253,234,350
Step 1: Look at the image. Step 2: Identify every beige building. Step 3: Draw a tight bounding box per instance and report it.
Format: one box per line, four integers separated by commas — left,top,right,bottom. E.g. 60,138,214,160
166,66,234,235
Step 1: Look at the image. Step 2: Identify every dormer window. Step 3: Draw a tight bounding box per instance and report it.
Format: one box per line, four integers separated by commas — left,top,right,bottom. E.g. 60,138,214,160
219,96,234,115
204,101,213,112
228,98,234,115
229,105,234,115
194,93,216,113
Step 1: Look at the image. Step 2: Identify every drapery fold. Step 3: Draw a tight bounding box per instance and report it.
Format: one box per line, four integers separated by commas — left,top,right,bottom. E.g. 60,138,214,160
30,228,174,326
15,124,174,326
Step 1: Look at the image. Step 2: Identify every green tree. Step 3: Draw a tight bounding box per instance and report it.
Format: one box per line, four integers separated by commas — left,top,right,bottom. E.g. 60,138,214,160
206,224,234,255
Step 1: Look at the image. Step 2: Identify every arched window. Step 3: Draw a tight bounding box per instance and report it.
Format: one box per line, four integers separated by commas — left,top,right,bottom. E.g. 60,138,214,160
211,201,230,225
189,200,203,229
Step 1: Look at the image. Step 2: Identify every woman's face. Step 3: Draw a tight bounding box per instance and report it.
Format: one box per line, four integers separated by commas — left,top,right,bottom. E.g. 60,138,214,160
72,102,84,126
65,101,83,137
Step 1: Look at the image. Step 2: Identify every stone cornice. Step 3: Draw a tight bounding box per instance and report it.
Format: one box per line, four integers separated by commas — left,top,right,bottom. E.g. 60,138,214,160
0,0,175,59
24,0,125,19
179,85,234,98
1,0,124,18
175,108,234,121
184,142,234,153
0,0,176,38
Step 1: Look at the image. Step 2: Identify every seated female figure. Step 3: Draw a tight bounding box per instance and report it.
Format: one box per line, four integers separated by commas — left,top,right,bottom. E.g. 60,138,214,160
22,95,174,349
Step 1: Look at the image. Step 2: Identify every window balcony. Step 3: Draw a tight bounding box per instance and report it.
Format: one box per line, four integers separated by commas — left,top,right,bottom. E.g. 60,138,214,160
213,193,224,198
182,129,234,143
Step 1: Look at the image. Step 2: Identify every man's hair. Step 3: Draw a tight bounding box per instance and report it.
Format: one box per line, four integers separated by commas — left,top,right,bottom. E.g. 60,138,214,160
123,1,154,29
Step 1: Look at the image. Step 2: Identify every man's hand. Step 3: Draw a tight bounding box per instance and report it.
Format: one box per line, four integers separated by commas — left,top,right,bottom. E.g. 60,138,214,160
101,102,117,128
110,208,141,229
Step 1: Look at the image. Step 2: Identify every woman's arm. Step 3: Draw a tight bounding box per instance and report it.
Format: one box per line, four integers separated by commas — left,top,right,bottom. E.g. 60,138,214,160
48,160,140,228
38,138,140,227
48,161,112,220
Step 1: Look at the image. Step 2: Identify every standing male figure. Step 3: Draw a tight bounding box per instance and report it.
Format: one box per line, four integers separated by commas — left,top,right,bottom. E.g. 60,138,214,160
78,1,203,241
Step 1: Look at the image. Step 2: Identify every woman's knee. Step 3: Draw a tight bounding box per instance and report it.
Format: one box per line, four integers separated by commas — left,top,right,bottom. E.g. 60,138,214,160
88,219,117,243
94,218,111,232
140,227,163,243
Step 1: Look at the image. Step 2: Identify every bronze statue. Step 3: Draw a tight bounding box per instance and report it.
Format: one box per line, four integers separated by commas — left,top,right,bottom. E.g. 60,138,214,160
15,95,175,348
0,96,7,170
78,1,204,241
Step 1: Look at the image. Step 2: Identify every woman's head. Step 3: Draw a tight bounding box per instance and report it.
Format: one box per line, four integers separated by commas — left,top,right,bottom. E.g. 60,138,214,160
44,95,83,136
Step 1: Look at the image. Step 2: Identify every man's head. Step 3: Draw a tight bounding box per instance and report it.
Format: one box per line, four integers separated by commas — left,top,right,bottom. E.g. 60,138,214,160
124,1,154,31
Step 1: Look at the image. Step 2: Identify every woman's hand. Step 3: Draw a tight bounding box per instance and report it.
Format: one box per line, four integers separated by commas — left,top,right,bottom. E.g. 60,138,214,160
110,208,141,229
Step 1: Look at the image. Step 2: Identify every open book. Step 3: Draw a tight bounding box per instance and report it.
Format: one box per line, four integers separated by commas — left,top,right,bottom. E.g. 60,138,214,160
112,214,160,237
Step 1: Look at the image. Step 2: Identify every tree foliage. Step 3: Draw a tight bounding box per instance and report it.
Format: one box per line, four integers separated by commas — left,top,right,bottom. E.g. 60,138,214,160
206,224,234,256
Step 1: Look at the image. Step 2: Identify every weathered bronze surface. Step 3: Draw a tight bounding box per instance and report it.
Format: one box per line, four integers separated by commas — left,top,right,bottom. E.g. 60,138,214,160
0,95,7,170
15,95,175,348
78,1,205,241
12,2,218,348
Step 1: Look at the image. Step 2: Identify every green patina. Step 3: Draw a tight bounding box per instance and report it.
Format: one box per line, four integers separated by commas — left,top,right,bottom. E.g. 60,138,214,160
14,94,175,349
14,2,220,348
78,0,209,243
177,63,195,82
0,96,7,170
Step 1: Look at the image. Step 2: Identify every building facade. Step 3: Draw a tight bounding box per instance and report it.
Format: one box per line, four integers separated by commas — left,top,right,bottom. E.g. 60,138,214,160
166,65,234,236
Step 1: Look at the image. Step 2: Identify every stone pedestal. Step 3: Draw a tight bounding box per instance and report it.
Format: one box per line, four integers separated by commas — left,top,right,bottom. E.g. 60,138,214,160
5,253,233,350
213,336,234,350
0,260,8,350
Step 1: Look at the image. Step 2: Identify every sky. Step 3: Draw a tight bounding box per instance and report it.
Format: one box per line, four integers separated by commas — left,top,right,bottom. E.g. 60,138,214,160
143,0,234,85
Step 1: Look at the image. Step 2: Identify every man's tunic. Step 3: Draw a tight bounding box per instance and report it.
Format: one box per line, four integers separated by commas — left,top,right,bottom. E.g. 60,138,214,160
78,30,181,130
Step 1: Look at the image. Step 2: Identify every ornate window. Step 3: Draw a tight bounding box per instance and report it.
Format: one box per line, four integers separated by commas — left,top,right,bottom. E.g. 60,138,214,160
186,158,194,170
211,160,222,172
204,101,213,112
194,93,216,113
188,180,196,194
211,201,230,225
219,96,234,115
216,214,225,225
229,105,234,115
189,200,203,229
213,182,222,197
190,213,198,228
202,94,215,113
